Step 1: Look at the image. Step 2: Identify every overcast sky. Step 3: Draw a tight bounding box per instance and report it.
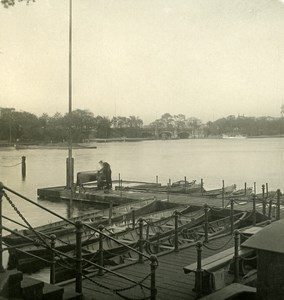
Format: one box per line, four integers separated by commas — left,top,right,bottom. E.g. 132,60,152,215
1,0,284,124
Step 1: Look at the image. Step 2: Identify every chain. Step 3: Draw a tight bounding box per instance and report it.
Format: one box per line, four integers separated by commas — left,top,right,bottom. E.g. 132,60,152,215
202,235,233,251
3,191,51,249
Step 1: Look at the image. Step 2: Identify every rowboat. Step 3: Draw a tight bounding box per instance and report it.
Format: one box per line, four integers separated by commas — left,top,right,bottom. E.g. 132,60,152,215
203,185,237,197
6,202,201,273
3,197,165,246
117,180,204,194
53,208,259,282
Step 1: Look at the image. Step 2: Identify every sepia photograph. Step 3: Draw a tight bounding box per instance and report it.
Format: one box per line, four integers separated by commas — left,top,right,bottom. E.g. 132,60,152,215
0,0,284,299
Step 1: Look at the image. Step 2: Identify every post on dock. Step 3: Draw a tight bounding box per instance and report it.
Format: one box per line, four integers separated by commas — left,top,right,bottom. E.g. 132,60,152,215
167,179,171,201
0,183,4,272
222,180,225,208
49,234,56,284
262,184,265,199
131,209,136,230
244,182,247,196
254,182,256,194
252,194,256,226
277,189,281,221
233,230,240,283
195,241,203,299
75,221,83,294
204,204,209,243
138,218,144,263
268,199,273,219
266,183,269,198
98,224,104,276
201,178,204,195
21,156,26,179
150,255,158,300
174,210,179,252
262,185,266,216
230,199,234,235
66,157,74,189
108,200,113,225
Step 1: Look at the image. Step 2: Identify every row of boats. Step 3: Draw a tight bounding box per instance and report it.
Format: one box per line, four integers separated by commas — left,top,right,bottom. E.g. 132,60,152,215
3,196,269,282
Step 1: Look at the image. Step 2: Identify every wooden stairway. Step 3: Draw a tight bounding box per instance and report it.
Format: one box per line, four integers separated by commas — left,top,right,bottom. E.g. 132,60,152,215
0,270,81,300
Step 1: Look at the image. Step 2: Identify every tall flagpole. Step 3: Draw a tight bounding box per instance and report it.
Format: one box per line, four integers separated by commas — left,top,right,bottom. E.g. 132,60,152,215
66,0,74,218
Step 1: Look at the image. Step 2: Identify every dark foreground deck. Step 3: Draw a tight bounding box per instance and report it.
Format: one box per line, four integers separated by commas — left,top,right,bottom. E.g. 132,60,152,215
60,234,235,300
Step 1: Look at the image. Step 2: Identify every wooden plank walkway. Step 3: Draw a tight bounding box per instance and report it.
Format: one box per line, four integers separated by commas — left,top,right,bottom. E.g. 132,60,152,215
61,234,235,300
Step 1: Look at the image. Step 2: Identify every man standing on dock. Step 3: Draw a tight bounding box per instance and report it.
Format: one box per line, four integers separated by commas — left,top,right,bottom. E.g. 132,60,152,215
97,160,112,190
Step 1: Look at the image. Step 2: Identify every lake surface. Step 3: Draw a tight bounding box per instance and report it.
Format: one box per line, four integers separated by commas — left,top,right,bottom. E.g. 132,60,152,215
0,137,284,228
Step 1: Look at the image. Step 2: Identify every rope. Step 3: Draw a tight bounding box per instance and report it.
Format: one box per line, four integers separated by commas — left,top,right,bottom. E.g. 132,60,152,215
202,235,233,251
233,200,248,206
0,162,22,167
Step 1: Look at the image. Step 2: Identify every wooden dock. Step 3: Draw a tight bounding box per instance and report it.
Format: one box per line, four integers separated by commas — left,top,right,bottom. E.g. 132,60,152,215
60,234,236,300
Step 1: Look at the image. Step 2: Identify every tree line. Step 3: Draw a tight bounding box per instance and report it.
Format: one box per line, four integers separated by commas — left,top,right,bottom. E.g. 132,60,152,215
0,108,284,143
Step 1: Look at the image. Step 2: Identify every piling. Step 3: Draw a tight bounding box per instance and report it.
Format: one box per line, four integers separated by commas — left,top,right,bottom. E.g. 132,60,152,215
230,199,234,235
254,182,256,194
233,230,240,283
98,224,104,276
184,176,187,193
262,184,265,199
277,189,281,220
268,199,273,219
21,156,26,178
150,255,158,300
49,234,56,284
244,182,247,195
201,178,204,195
252,193,257,222
75,221,83,293
138,218,144,263
195,241,203,299
204,204,209,243
222,180,225,208
266,183,269,198
174,211,179,252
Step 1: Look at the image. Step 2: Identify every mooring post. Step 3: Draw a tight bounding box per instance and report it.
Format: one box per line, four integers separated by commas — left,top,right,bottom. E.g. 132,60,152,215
49,234,56,284
252,194,256,226
268,199,273,219
204,204,209,243
118,173,121,189
108,200,113,225
230,199,234,235
244,182,247,196
254,182,256,194
277,189,281,220
131,209,136,230
138,218,144,263
184,176,187,193
233,230,240,283
195,241,203,299
21,156,26,179
150,255,158,300
262,184,265,199
201,178,204,195
266,183,269,198
167,179,171,201
262,185,266,216
174,210,179,252
98,224,104,276
222,180,225,208
75,221,83,294
0,183,4,272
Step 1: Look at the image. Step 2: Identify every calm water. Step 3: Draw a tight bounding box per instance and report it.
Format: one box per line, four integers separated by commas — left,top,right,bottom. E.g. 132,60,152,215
0,138,284,228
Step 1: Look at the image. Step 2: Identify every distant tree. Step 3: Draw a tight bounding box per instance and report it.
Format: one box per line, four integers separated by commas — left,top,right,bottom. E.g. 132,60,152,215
1,0,35,8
